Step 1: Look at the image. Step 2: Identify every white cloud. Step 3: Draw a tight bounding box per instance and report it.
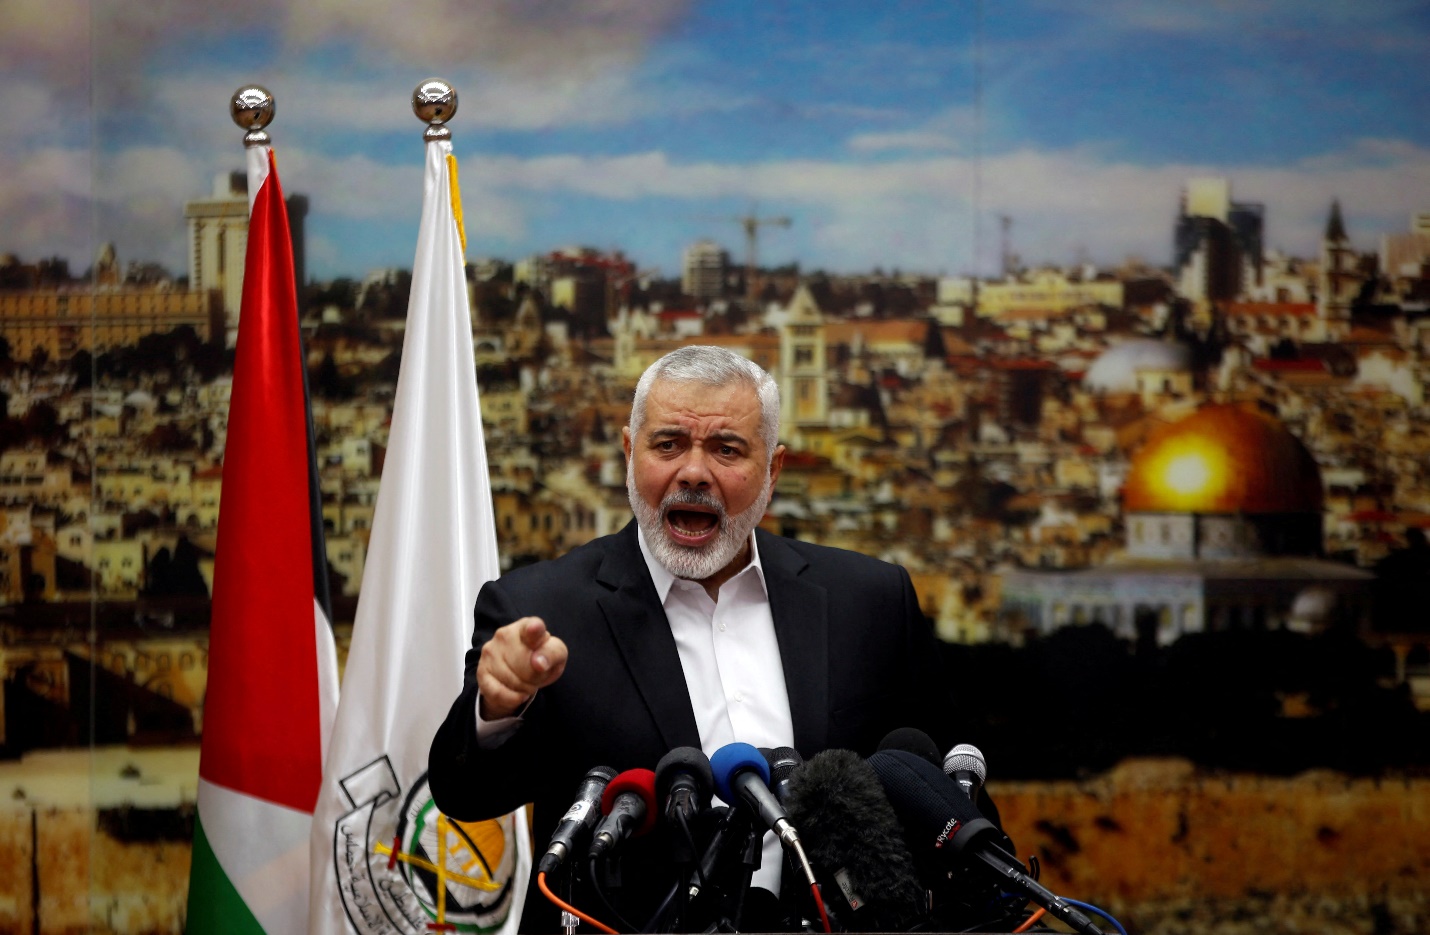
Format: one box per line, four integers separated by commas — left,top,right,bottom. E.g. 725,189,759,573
847,106,980,155
282,0,688,78
0,145,94,262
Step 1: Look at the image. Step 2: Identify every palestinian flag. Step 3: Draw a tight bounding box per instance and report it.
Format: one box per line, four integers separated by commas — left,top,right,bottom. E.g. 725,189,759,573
185,142,340,935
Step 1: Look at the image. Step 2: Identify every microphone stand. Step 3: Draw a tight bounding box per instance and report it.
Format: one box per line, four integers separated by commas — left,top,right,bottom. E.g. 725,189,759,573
644,808,703,933
708,811,761,932
561,860,579,935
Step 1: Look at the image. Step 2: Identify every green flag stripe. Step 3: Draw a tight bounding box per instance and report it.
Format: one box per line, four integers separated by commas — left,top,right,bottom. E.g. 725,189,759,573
185,811,265,934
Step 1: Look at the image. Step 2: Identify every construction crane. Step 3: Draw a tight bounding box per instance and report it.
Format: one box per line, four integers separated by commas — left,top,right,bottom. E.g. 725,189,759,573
702,208,792,301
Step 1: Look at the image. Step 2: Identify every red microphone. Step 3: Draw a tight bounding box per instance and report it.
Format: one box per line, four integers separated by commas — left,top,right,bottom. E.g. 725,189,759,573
589,768,658,858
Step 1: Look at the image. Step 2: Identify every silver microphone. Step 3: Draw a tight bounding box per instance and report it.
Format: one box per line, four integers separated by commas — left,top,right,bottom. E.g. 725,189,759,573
942,743,987,802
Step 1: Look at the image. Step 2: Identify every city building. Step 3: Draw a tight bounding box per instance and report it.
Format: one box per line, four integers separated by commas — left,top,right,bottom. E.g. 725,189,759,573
1317,200,1363,339
0,278,224,361
779,284,829,435
183,171,307,345
969,267,1124,320
1378,210,1430,308
1174,177,1264,312
682,239,729,301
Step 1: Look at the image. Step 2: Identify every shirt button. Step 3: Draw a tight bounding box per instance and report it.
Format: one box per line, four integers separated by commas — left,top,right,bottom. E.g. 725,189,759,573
718,623,726,632
734,691,744,703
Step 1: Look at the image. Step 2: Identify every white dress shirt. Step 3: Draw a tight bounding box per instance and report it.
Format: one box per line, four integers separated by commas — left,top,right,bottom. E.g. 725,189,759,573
637,527,794,897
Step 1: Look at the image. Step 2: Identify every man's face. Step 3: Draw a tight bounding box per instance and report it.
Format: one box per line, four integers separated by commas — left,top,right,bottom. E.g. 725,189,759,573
623,377,784,583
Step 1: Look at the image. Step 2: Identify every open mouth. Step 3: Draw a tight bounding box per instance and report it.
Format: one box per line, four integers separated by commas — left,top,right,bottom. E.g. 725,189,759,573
665,508,721,547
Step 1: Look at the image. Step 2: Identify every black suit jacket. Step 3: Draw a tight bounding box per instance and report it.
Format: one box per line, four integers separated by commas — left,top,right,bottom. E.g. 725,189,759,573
428,522,957,932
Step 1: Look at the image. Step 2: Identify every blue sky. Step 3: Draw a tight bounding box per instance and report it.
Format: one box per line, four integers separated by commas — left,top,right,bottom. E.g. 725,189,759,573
2,0,1428,282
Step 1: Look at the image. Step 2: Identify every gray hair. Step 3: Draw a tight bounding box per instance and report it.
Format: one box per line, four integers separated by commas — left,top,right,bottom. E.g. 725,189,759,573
629,345,781,459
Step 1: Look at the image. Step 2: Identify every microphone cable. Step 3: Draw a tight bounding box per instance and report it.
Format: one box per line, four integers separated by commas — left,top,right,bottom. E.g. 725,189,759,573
588,855,641,934
1011,907,1046,933
806,878,833,933
642,809,709,933
536,870,617,935
1062,899,1127,935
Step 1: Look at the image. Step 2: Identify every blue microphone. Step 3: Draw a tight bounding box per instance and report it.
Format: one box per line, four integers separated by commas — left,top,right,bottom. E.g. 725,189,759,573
710,742,804,853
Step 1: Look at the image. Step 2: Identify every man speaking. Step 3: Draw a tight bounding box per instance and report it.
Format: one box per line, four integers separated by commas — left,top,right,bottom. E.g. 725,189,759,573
428,345,958,931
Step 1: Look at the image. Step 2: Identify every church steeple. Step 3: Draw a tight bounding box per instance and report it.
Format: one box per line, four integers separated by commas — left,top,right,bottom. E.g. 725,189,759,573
1325,199,1348,243
1317,199,1359,337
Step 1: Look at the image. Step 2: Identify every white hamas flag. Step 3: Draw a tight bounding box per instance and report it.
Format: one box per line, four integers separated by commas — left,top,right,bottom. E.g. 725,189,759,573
307,132,530,934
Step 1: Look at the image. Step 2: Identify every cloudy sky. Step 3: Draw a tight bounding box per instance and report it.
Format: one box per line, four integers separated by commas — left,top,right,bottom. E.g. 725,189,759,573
2,0,1428,282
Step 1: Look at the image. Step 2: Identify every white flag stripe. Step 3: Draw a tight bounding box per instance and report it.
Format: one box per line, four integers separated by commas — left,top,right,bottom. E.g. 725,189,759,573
245,144,268,213
309,139,528,934
197,778,314,935
315,598,340,769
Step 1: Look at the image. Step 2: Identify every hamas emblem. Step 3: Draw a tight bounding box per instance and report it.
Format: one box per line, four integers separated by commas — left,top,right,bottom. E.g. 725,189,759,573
333,756,518,933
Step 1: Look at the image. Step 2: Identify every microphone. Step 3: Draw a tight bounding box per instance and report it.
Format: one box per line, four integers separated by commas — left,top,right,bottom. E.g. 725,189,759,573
539,764,618,874
760,746,803,806
655,746,714,826
783,748,928,931
878,727,942,766
943,743,987,803
711,740,820,906
867,750,1105,935
710,742,799,849
588,767,658,859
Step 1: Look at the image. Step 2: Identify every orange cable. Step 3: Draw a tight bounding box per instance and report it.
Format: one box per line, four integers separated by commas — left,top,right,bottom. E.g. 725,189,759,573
536,871,619,935
1012,906,1048,933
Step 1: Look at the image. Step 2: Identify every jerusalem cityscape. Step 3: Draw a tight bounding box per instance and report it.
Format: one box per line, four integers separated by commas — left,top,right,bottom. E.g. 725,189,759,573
3,174,1429,717
2,172,1430,932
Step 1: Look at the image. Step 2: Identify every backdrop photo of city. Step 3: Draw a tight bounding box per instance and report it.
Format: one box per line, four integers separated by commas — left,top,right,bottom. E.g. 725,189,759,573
3,3,1430,934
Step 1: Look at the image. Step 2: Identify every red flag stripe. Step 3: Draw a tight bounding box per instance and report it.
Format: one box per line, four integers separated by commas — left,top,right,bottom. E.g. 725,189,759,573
199,151,324,813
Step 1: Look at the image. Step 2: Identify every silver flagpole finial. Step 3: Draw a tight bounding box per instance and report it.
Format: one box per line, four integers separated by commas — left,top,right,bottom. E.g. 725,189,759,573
231,85,275,148
413,78,458,142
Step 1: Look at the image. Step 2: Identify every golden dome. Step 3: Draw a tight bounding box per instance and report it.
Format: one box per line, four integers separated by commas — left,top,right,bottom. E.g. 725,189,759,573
1124,404,1323,514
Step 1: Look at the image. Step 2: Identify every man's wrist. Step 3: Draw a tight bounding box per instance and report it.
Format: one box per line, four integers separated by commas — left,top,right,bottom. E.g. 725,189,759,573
474,690,534,749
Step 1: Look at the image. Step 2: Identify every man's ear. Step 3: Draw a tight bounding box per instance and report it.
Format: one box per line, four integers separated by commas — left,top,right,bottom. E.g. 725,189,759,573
768,443,786,485
621,425,632,461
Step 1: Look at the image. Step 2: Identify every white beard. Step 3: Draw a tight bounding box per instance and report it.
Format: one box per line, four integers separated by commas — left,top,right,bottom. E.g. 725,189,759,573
628,467,772,581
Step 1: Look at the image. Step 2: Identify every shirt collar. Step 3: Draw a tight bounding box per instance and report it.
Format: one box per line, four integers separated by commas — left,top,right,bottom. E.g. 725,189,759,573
637,524,768,603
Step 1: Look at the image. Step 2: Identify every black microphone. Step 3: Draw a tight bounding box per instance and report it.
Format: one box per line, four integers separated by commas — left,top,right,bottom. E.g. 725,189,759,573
867,750,1105,935
878,727,942,766
656,746,714,826
588,767,658,859
539,764,617,875
760,745,803,806
783,748,928,931
943,743,987,802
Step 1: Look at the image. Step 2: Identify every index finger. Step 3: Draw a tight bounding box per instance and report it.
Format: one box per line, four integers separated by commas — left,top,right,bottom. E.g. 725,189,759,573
518,617,549,648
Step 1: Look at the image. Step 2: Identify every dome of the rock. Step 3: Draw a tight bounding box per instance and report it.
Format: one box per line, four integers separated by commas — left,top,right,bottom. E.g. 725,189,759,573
1124,404,1323,514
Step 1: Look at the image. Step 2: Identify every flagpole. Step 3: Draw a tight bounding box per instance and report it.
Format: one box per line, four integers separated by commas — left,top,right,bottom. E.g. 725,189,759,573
231,84,274,147
187,84,340,935
413,77,458,141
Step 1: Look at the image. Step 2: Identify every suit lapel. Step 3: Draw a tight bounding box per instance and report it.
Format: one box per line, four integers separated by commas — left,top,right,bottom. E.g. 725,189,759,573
757,530,830,756
595,523,702,751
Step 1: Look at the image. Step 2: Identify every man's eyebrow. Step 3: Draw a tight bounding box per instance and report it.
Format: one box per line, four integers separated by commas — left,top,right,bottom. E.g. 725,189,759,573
645,426,750,447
